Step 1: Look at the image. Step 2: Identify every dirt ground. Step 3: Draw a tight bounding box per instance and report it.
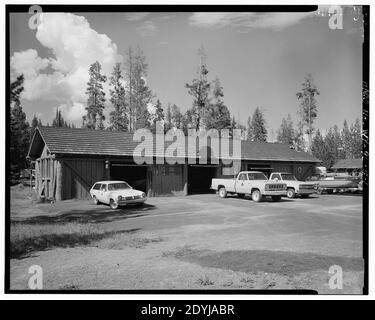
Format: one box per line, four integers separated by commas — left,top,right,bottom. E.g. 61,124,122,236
9,184,364,293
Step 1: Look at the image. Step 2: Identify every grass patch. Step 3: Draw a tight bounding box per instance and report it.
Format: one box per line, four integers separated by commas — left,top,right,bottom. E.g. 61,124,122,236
10,222,139,259
96,234,163,249
174,248,364,276
11,184,36,200
59,281,81,290
196,275,214,286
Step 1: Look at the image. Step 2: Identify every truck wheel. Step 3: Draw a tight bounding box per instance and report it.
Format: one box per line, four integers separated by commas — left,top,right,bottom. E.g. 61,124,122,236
218,187,227,198
272,195,281,202
251,190,262,202
286,188,295,199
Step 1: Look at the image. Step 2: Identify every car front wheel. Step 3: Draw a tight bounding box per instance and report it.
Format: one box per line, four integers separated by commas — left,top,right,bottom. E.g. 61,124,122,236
109,199,119,209
93,196,99,205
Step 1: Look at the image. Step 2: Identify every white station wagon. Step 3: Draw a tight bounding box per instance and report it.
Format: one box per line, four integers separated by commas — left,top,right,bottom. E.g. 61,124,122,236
90,180,147,209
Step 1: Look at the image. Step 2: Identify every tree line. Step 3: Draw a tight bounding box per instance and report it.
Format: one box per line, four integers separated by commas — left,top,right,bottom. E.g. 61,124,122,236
10,46,363,179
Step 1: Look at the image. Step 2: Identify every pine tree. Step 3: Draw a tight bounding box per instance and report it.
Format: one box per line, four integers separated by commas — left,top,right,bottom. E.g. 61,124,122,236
230,116,237,131
332,124,344,160
11,75,24,105
31,115,39,128
251,107,267,142
108,63,128,131
10,102,30,177
182,108,194,135
165,103,172,132
52,108,68,127
171,104,183,130
323,128,338,168
151,99,164,133
30,114,42,138
83,61,107,130
10,74,30,178
246,116,253,141
296,73,320,152
293,122,306,151
341,119,353,158
351,117,362,159
185,46,211,131
277,114,295,145
311,129,325,162
124,46,153,131
229,116,246,139
204,77,231,131
312,128,343,168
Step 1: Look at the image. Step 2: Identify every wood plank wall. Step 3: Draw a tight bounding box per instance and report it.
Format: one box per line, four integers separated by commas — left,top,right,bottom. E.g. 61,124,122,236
61,159,106,200
150,164,186,196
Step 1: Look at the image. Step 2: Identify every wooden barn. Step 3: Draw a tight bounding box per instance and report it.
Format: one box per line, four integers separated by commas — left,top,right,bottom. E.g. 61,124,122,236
27,126,320,200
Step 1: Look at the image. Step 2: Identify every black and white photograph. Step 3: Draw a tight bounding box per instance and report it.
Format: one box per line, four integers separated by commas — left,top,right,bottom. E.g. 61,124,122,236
5,3,369,296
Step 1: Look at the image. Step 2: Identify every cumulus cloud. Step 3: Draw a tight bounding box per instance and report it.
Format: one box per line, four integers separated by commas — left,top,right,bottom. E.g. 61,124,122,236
136,20,158,36
58,102,86,122
10,12,122,122
189,12,315,31
10,49,49,80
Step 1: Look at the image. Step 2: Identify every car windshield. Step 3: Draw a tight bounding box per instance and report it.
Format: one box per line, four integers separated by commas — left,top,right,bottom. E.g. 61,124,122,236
281,174,297,181
108,182,131,190
248,173,268,180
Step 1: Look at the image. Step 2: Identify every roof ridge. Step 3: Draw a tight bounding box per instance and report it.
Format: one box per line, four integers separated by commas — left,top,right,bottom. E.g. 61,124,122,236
29,126,321,163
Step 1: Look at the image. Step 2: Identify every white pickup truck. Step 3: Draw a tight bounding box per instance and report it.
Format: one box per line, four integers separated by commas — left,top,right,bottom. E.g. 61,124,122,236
211,171,287,202
269,172,316,199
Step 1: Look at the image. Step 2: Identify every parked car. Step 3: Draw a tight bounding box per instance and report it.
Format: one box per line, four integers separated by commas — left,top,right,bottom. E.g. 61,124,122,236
211,171,287,202
269,172,316,199
90,180,147,209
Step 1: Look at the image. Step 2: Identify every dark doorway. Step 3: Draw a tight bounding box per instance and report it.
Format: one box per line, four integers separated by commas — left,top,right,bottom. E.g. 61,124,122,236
188,165,217,194
110,164,147,192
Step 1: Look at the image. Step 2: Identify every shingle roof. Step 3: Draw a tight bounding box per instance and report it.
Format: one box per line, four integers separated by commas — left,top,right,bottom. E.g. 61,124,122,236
240,141,319,162
28,126,320,163
331,158,362,169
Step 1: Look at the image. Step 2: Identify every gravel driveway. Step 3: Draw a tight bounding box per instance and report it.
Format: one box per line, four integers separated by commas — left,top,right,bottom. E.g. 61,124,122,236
10,188,364,293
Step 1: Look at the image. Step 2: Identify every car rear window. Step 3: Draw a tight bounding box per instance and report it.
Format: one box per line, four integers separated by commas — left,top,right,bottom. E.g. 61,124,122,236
92,183,101,190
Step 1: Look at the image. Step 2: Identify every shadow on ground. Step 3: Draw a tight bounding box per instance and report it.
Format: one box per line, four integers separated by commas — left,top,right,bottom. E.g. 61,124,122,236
174,248,364,276
224,195,294,203
12,203,157,225
323,193,363,197
11,227,141,260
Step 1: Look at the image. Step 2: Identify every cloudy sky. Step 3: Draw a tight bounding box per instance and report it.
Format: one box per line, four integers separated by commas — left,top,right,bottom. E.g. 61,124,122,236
10,8,363,135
